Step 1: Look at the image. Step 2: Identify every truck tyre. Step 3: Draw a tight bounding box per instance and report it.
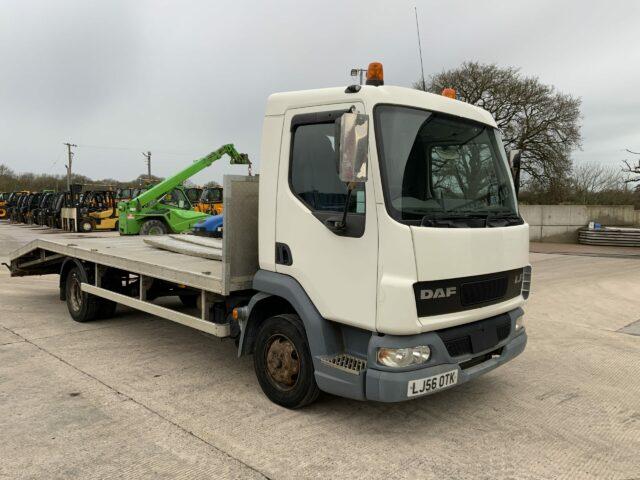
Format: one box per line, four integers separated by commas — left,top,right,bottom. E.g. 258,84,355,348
140,219,168,235
253,314,320,408
65,266,99,322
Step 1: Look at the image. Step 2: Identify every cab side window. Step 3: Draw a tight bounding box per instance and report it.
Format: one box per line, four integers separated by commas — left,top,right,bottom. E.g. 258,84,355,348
160,188,188,209
290,122,364,214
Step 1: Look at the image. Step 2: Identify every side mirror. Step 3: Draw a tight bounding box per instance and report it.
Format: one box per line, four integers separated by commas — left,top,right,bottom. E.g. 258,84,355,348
508,149,521,170
338,112,369,183
508,149,522,196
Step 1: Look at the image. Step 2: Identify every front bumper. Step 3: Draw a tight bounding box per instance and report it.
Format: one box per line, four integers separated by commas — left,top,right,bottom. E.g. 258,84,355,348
313,308,527,402
365,327,526,402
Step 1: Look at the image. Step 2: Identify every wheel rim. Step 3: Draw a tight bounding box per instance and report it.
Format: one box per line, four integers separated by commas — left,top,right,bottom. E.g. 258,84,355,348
148,225,164,235
265,334,300,391
69,273,83,313
82,222,92,232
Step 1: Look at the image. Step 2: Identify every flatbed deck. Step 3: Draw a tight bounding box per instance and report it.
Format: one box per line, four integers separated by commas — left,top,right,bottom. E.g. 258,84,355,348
8,233,225,292
6,175,259,297
3,176,258,339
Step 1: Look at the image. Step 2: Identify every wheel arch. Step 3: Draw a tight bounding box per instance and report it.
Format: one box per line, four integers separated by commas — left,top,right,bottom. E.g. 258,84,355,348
239,293,296,357
238,270,341,358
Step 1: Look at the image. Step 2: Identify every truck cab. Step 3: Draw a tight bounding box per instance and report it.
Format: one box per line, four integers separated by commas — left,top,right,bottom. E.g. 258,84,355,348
245,66,530,405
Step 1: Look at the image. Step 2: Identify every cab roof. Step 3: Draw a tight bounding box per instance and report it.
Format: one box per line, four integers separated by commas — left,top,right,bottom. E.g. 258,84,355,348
265,84,497,128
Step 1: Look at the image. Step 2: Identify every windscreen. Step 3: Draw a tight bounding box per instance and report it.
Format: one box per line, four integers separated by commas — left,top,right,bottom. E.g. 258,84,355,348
375,105,519,226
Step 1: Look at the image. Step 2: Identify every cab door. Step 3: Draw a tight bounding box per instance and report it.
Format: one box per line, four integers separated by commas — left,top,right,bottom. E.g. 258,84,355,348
275,103,378,331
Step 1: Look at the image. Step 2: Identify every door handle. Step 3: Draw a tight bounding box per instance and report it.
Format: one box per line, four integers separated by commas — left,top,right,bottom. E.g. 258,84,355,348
275,242,293,266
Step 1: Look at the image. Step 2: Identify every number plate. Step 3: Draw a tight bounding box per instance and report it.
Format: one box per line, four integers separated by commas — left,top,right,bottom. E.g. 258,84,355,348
407,370,458,398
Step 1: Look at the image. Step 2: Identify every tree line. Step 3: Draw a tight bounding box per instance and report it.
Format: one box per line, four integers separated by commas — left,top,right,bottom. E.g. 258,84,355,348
0,163,223,194
0,163,165,193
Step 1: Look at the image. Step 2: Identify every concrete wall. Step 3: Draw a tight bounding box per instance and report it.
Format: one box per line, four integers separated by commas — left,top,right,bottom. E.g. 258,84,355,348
520,204,640,243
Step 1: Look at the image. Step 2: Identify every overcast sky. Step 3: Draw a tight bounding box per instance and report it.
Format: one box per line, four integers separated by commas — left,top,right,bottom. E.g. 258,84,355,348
1,0,639,185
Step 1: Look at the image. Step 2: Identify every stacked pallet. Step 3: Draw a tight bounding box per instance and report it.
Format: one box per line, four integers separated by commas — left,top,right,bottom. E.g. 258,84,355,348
578,227,640,247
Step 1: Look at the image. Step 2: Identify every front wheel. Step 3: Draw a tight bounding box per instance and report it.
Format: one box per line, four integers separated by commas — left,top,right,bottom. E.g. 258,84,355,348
139,219,168,235
253,314,319,409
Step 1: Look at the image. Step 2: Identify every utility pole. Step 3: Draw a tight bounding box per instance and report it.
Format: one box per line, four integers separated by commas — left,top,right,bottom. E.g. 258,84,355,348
63,142,77,191
142,151,151,179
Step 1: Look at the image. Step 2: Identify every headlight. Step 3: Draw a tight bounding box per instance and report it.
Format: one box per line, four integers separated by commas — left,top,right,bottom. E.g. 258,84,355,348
515,314,525,331
377,346,431,368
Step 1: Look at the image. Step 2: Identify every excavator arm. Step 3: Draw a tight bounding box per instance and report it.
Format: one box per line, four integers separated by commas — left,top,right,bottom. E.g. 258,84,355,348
126,144,250,210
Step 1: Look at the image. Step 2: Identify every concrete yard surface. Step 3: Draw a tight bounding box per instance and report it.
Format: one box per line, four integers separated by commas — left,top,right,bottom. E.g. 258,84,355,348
1,222,639,479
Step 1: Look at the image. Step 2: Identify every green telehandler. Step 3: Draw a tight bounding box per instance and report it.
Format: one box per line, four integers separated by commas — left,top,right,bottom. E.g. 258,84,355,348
118,144,250,235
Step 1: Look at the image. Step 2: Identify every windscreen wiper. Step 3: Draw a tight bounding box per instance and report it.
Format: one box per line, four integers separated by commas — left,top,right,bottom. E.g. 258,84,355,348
484,210,524,226
420,211,490,228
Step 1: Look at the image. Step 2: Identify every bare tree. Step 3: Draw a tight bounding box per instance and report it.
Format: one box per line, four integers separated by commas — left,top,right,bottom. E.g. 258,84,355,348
0,164,15,178
416,62,582,189
572,162,624,203
622,149,640,188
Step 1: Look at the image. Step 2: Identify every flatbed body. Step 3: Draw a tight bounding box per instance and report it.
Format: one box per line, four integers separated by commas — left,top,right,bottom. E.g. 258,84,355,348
9,234,227,293
6,176,258,339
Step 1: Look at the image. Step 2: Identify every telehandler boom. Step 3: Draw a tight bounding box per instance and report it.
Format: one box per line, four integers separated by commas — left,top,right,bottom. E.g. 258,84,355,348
118,144,250,235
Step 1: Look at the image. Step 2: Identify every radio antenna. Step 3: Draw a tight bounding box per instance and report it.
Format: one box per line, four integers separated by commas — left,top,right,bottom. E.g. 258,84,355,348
414,6,426,91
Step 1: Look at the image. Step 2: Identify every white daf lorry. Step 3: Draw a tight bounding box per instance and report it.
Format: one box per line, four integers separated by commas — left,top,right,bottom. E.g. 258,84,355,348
6,63,530,408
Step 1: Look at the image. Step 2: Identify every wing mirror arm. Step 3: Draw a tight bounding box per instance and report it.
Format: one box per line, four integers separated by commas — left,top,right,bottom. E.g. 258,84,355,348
324,183,355,233
509,149,522,196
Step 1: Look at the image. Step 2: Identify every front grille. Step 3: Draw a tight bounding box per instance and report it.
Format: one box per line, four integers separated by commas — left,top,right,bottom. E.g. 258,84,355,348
413,268,524,317
439,316,511,358
444,336,473,357
461,276,508,306
497,322,511,341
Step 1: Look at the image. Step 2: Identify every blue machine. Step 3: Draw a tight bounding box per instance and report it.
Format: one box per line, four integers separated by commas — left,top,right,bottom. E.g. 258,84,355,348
193,214,223,237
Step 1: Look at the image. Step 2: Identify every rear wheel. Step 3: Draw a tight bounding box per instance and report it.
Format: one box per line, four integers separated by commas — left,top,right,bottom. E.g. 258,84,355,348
253,314,319,408
65,266,100,322
139,219,168,235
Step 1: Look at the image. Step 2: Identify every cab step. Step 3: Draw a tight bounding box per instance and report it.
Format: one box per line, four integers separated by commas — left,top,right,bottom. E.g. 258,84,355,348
320,353,367,374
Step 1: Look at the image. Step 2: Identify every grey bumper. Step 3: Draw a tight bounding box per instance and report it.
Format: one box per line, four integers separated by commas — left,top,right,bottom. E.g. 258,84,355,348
313,308,527,402
365,328,526,402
